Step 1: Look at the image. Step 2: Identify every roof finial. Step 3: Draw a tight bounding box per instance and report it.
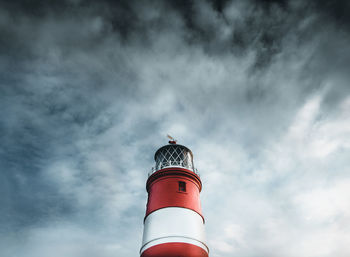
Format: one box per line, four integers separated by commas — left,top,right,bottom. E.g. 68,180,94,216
167,134,177,144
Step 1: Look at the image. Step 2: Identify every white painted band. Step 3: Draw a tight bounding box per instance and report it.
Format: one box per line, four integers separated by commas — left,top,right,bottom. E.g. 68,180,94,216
141,207,207,254
140,236,209,254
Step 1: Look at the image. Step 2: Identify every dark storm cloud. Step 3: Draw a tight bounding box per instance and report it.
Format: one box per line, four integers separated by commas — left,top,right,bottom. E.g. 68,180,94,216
313,0,350,28
0,0,136,229
0,1,349,257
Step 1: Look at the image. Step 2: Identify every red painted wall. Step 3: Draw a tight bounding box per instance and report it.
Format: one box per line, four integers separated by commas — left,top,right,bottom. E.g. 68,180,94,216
141,242,208,257
145,168,203,219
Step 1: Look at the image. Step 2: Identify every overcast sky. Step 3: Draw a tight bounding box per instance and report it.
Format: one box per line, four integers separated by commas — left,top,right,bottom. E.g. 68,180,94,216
1,0,350,256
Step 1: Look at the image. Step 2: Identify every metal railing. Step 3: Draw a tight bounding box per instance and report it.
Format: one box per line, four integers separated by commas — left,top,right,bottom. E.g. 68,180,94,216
148,165,200,177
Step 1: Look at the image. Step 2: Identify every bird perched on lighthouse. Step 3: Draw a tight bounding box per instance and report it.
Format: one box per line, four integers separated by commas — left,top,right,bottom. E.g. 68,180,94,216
140,137,209,257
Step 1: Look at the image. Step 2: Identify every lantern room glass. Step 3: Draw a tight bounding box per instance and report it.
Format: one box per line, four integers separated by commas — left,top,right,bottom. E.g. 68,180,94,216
154,144,194,171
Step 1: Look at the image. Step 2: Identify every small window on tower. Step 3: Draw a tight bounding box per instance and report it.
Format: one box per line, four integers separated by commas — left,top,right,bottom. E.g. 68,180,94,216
178,181,186,192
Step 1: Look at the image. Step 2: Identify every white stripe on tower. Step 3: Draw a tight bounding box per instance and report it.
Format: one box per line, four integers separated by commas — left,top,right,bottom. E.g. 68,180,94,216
140,207,208,255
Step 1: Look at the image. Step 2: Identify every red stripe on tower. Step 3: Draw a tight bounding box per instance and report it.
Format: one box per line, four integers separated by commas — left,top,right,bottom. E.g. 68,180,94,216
140,140,209,257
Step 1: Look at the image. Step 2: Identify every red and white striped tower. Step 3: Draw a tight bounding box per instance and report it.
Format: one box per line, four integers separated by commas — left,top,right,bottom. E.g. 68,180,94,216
140,140,209,257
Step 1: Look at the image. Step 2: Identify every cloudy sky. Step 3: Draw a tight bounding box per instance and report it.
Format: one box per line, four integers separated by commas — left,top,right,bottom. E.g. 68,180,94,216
1,0,350,256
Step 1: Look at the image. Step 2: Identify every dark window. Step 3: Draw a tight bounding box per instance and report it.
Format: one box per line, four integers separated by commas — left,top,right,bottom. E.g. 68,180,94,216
179,181,186,192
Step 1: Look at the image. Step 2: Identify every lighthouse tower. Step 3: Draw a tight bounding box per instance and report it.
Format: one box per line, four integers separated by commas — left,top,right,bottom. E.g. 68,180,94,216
140,139,209,257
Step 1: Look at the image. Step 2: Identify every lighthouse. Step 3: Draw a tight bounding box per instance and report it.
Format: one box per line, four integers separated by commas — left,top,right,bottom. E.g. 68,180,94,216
140,138,209,257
